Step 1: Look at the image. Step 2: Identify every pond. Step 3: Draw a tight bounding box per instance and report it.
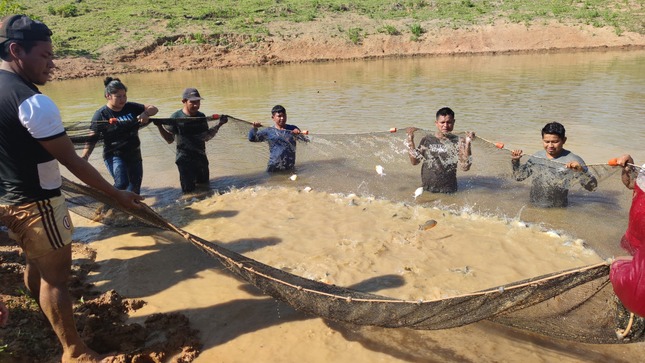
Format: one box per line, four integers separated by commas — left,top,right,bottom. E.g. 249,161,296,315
46,49,645,362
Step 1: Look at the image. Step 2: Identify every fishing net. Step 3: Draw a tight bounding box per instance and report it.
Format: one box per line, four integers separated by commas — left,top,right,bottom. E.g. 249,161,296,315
59,115,640,344
64,115,619,195
64,115,225,156
61,176,645,344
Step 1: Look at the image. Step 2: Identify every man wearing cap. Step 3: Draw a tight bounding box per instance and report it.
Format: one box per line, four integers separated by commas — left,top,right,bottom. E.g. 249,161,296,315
249,105,307,172
0,14,142,362
156,87,228,194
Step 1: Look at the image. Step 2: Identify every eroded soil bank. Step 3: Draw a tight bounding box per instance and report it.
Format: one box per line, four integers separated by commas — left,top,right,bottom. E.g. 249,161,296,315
51,17,645,80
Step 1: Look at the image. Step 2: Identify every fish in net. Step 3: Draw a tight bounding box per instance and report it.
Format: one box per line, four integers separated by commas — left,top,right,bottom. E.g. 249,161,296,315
61,177,645,344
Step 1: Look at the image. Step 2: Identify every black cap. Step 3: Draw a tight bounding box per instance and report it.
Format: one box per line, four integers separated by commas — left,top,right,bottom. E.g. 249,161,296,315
271,105,286,114
0,15,52,44
181,87,203,101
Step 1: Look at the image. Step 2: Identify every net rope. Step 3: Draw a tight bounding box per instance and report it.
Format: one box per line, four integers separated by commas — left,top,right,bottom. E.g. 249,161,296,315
59,115,641,343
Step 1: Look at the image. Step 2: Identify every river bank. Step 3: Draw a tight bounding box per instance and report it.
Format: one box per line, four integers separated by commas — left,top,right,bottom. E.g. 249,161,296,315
51,16,645,81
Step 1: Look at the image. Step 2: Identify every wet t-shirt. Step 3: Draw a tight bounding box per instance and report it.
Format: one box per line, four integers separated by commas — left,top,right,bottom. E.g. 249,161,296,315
249,125,300,172
512,149,596,208
416,134,460,193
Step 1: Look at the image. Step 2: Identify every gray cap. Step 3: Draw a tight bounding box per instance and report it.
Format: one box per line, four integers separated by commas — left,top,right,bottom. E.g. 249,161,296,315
182,87,203,101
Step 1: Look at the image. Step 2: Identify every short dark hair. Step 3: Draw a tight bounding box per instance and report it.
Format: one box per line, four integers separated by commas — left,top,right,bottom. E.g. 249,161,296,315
103,77,127,96
0,39,38,60
541,122,566,139
271,105,286,115
436,107,455,119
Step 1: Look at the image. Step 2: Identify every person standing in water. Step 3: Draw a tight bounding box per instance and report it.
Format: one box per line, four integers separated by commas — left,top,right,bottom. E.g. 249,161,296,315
609,154,645,317
81,77,158,194
510,122,597,208
406,107,475,193
0,14,142,362
249,104,307,172
156,87,228,194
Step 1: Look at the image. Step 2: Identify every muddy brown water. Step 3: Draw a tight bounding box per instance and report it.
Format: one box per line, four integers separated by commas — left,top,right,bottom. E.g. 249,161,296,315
47,49,645,362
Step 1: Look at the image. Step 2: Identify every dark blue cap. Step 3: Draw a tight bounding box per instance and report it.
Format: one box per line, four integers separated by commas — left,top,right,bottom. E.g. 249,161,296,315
0,15,52,43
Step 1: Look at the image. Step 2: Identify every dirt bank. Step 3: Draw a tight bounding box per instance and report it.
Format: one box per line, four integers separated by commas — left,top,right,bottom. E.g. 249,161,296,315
0,229,201,362
51,17,645,81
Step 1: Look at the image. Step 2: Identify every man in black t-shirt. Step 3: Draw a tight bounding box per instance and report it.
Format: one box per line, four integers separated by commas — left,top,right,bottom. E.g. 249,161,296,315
0,14,142,363
156,88,228,193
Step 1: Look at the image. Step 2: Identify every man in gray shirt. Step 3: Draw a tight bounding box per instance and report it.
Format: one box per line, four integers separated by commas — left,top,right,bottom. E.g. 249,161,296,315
406,107,474,193
511,122,597,208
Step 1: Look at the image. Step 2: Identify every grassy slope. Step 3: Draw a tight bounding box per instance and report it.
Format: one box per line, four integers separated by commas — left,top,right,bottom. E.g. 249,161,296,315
4,0,645,58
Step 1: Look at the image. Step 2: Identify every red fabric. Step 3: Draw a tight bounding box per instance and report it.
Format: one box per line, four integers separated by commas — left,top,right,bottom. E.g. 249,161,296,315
621,181,645,255
611,173,645,316
611,248,645,317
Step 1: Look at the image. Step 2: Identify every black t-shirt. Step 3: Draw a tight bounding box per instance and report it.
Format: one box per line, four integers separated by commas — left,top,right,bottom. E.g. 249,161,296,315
90,102,145,161
166,109,208,159
0,70,64,204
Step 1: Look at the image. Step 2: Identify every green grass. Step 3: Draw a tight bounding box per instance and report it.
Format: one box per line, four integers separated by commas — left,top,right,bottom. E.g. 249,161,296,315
347,27,363,44
4,0,643,58
409,23,424,41
378,24,400,36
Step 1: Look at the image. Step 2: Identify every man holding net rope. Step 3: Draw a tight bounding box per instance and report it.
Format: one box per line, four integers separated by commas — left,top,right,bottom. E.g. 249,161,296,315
510,122,597,208
0,14,142,363
249,104,308,172
155,87,228,194
406,107,475,193
610,154,645,318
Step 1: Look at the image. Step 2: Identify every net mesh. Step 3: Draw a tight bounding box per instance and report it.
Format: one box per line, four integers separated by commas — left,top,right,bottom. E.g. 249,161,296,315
64,115,226,156
61,176,645,344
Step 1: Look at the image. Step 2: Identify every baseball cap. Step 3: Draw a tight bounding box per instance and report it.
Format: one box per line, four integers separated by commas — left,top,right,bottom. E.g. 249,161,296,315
271,105,286,114
0,15,52,44
181,87,203,101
